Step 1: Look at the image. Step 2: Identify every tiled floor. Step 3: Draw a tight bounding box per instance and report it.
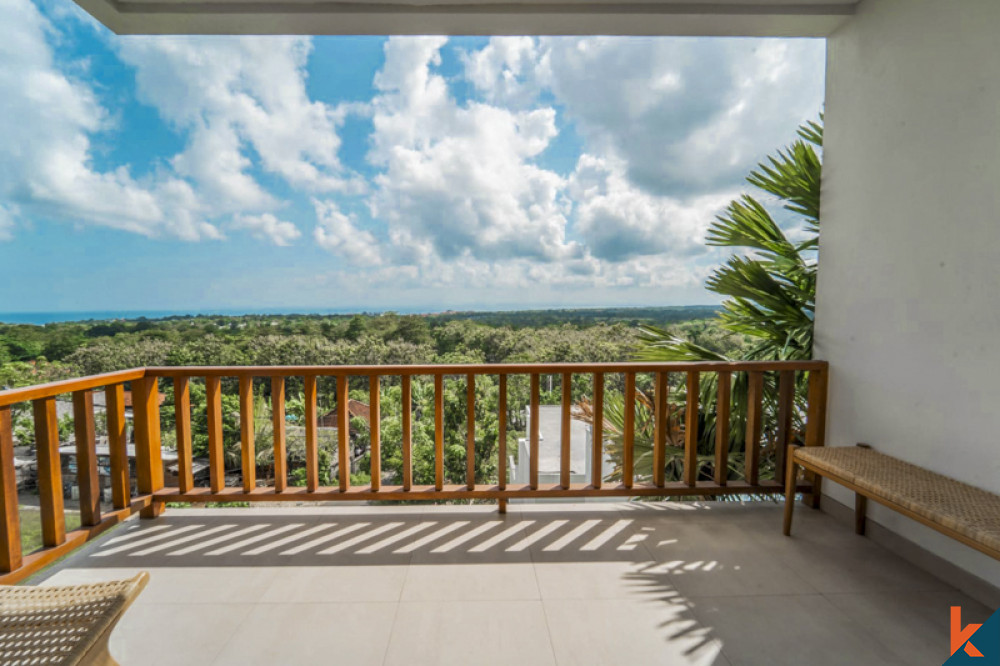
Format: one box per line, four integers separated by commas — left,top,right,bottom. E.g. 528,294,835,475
35,502,991,665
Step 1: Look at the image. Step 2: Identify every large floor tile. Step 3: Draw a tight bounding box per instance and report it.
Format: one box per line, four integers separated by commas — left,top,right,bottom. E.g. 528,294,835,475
534,561,660,600
110,602,253,666
260,565,409,603
543,597,729,666
212,602,397,666
689,594,902,666
402,562,540,601
384,600,555,666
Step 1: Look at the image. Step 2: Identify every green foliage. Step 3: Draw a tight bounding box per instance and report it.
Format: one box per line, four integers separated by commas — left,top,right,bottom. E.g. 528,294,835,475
630,117,823,485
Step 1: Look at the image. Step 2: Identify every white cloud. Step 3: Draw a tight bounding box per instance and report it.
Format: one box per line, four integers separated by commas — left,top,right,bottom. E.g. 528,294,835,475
313,199,382,265
461,37,541,107
367,37,575,266
0,0,219,240
117,35,362,213
232,213,301,246
534,37,825,197
569,154,734,261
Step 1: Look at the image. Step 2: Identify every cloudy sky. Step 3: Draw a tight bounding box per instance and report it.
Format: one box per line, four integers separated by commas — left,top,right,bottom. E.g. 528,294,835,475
0,0,825,315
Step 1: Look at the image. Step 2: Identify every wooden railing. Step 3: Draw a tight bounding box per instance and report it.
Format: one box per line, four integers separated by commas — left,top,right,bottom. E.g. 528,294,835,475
0,361,827,583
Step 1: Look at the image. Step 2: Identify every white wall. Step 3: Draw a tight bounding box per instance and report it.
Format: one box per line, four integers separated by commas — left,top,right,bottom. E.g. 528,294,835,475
819,0,1000,586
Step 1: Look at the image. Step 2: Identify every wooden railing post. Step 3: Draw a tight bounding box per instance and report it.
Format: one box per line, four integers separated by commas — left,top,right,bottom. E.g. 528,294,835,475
684,371,699,487
804,367,829,508
173,377,193,493
239,376,255,493
775,370,795,487
466,374,475,491
132,377,164,518
0,406,21,573
105,384,130,510
497,374,507,492
370,376,381,492
623,372,635,489
591,372,604,490
206,376,225,494
529,374,539,490
336,376,349,492
33,397,65,544
745,371,763,486
653,372,667,488
305,376,319,492
560,372,572,489
434,375,444,491
401,375,412,491
714,371,731,486
271,377,287,492
72,390,101,527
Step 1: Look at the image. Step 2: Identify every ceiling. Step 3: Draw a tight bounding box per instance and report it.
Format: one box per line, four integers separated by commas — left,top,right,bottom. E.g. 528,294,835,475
72,0,858,36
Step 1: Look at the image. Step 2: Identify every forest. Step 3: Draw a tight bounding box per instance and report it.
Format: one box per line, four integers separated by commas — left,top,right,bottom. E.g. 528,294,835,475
0,307,749,491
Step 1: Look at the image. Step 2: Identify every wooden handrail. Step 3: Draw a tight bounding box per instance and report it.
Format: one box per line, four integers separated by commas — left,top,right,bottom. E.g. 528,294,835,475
0,368,145,407
0,360,829,585
144,361,828,378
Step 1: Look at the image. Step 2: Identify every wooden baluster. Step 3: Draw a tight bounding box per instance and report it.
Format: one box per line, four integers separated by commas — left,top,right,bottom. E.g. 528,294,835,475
497,374,507,491
271,377,286,492
206,376,225,494
775,370,795,486
105,385,129,509
623,372,635,489
653,372,668,488
337,376,350,492
434,375,444,491
302,375,320,493
684,371,699,487
72,390,100,527
0,406,22,573
402,375,412,491
174,377,193,493
560,372,572,489
804,367,829,508
466,374,475,491
805,368,828,448
132,377,164,518
529,374,539,490
745,371,764,486
714,371,731,486
239,376,255,493
33,397,65,546
370,376,381,492
591,372,604,489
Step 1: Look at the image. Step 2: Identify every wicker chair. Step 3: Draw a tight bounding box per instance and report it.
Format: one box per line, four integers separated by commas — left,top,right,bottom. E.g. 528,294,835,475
0,572,149,665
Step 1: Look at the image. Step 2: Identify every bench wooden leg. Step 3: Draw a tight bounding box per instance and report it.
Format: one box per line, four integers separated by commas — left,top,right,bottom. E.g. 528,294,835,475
855,494,867,535
804,474,823,510
783,453,798,536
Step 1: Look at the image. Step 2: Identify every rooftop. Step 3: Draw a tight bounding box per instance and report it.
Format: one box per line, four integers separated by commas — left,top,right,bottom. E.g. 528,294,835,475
34,501,988,666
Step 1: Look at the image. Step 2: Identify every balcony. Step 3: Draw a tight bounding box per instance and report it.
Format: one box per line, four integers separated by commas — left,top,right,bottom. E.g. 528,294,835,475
0,361,991,664
33,502,989,665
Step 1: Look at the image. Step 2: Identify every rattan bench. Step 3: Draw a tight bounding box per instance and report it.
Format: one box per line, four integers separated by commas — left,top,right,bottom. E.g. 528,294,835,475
783,445,1000,561
0,572,148,665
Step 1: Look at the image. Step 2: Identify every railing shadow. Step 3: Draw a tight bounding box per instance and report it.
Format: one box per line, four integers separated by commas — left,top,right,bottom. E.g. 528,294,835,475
75,508,670,568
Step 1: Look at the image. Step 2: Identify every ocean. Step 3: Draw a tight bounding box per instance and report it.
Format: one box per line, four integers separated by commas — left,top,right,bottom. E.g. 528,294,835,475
0,308,409,325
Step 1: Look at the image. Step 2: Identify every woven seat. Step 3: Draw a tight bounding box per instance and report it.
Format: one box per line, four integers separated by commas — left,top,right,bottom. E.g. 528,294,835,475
0,572,148,666
785,446,1000,559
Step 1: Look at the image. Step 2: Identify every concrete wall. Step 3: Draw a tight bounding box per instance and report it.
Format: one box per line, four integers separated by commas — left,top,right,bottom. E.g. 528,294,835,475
819,0,1000,587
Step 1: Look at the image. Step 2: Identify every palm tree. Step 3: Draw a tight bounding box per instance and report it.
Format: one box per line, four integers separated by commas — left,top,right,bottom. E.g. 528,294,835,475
588,118,823,485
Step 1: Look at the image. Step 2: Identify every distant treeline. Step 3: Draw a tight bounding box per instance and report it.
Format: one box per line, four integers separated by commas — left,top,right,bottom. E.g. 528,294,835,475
428,306,720,328
0,307,742,390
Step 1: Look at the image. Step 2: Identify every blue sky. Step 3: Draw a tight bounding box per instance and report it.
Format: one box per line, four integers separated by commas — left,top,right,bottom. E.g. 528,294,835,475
0,0,825,315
